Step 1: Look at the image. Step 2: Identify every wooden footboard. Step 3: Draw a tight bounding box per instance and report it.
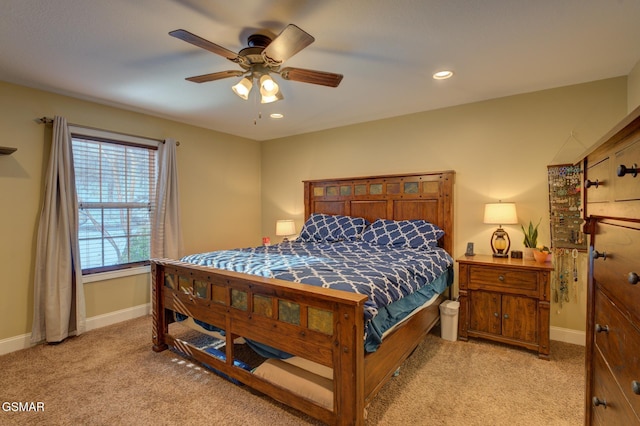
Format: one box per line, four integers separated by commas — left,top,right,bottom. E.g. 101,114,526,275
152,258,446,424
152,257,369,425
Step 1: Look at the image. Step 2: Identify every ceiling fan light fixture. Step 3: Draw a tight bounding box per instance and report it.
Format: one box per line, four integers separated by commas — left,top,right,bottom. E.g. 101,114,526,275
259,75,279,96
232,77,253,100
261,90,283,104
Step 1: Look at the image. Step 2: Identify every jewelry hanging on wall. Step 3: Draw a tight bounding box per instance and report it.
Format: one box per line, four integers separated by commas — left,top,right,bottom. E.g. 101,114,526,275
554,248,571,308
572,248,579,301
552,249,559,303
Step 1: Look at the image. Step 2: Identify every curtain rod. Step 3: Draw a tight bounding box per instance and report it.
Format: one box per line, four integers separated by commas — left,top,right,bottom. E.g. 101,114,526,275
36,117,180,146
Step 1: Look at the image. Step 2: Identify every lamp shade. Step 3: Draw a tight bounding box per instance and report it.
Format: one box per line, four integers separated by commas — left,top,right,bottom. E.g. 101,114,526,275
275,219,296,236
260,75,278,96
483,202,518,225
260,90,283,104
232,77,252,100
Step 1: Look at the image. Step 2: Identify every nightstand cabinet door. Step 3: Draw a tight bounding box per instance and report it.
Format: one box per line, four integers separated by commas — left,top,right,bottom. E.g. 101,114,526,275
501,294,537,344
469,291,501,335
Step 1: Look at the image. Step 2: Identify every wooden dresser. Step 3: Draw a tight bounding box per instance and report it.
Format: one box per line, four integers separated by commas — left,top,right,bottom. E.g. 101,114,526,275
583,106,640,424
457,255,553,359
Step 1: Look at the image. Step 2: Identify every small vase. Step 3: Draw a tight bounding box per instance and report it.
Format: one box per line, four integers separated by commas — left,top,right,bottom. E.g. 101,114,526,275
533,250,548,263
523,247,535,261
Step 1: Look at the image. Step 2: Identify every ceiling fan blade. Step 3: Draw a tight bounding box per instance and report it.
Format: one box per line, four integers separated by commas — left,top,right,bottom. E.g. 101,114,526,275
280,67,343,87
169,29,239,62
186,70,244,83
262,24,315,66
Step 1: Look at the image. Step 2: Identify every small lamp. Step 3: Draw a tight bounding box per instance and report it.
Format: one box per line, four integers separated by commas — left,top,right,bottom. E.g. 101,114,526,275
276,219,296,241
483,202,518,257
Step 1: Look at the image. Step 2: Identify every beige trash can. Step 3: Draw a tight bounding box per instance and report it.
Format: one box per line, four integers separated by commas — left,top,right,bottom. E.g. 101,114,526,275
439,300,460,341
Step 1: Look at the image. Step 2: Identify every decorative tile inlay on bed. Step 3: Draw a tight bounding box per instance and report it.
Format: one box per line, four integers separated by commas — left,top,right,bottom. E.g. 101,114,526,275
354,184,367,195
340,185,351,196
313,187,324,197
231,289,248,311
253,294,273,317
164,273,176,290
423,181,439,193
326,186,338,196
179,276,190,293
370,183,383,194
278,300,301,325
404,182,419,194
308,307,333,335
194,280,208,299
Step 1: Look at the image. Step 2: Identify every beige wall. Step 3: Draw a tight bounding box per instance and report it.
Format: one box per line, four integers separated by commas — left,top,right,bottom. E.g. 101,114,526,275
628,58,640,112
0,81,261,341
261,77,628,332
0,75,632,344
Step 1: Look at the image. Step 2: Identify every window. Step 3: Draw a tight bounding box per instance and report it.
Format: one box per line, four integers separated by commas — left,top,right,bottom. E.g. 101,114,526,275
71,128,158,275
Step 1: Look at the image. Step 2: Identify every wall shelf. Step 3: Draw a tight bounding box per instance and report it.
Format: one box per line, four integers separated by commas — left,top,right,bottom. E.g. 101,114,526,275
0,147,17,155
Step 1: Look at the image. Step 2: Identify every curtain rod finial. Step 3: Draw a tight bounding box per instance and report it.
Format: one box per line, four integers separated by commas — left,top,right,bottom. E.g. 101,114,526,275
35,117,53,125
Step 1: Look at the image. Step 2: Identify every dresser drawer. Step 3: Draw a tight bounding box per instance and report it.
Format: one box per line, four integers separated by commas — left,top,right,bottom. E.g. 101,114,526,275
592,220,640,324
614,137,640,202
594,289,640,415
468,265,539,297
586,156,611,204
590,348,640,425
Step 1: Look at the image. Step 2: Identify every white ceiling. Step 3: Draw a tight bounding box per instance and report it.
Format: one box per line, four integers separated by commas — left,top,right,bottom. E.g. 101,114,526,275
2,0,640,141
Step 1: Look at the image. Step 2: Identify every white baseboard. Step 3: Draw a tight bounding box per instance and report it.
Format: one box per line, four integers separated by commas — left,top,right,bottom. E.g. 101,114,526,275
0,303,150,356
0,332,33,356
85,303,150,331
1,308,585,356
550,326,585,346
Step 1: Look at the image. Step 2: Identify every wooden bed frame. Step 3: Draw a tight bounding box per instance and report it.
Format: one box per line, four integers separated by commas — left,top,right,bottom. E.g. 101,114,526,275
151,170,455,425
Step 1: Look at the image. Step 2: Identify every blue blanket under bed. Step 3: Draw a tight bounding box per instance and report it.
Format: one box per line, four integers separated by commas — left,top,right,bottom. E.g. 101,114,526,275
180,240,453,353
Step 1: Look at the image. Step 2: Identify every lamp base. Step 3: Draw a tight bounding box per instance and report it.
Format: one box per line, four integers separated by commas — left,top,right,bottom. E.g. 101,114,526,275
490,227,511,259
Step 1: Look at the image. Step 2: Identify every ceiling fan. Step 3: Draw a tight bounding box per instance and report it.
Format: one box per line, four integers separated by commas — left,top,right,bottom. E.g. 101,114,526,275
169,24,343,103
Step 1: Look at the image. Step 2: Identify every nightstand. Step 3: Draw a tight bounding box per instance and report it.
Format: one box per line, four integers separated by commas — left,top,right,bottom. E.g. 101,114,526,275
456,255,554,359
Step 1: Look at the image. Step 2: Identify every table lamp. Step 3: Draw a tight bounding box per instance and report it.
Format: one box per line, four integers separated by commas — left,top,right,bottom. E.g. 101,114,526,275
483,202,518,257
275,219,296,242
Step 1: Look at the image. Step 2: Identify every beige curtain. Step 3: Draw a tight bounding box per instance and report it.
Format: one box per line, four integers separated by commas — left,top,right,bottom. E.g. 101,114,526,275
31,116,86,343
151,138,183,259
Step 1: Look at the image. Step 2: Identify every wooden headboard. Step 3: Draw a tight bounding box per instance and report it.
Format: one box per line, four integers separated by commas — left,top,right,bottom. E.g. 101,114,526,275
303,170,455,254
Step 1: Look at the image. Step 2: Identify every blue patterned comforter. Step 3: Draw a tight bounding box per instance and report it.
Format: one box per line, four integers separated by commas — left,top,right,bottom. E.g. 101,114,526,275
182,240,453,331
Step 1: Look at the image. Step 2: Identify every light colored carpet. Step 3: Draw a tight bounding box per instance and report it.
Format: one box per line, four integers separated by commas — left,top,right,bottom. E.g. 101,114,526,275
0,315,584,425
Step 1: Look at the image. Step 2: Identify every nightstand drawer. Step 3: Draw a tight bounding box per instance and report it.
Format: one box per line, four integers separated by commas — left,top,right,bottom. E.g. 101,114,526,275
468,265,539,297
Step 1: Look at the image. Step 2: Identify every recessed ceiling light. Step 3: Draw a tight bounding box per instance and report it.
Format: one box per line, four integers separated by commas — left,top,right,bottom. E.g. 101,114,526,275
270,113,284,119
433,70,454,80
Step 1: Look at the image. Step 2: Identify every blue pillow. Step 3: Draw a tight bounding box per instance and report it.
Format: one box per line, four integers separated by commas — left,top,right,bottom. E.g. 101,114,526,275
361,219,444,249
298,213,369,242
